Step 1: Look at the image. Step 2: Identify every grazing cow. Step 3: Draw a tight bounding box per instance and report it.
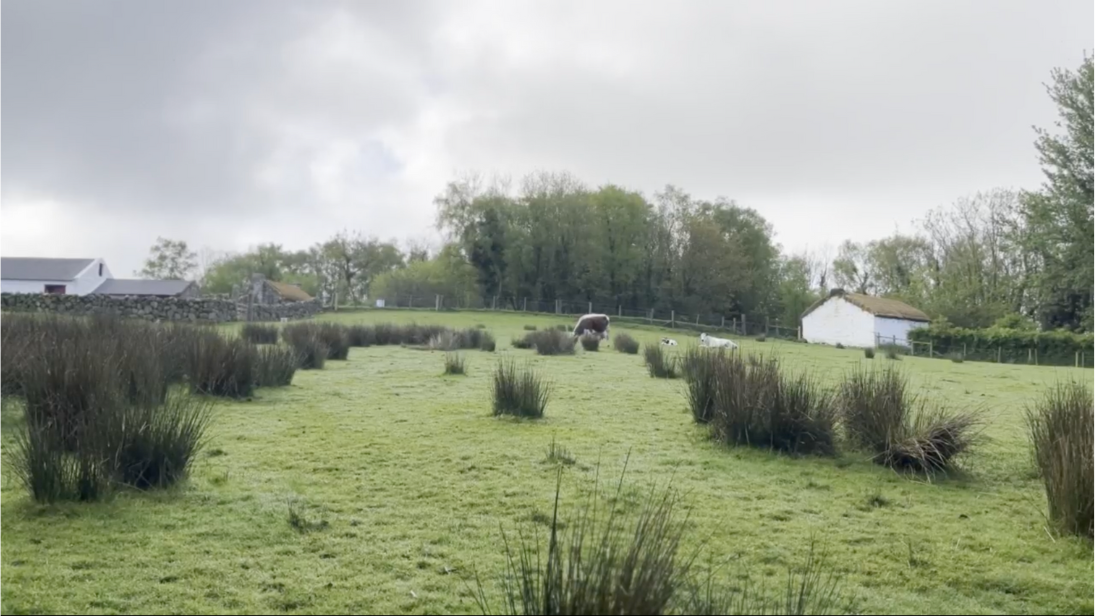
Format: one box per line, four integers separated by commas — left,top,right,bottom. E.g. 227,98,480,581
661,337,678,346
572,313,610,340
699,333,738,349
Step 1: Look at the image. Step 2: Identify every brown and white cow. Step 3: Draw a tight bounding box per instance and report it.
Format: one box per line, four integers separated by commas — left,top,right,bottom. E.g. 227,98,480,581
572,313,610,340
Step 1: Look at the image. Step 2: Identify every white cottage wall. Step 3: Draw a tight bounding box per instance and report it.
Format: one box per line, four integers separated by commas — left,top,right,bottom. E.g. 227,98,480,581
874,316,928,347
801,296,876,347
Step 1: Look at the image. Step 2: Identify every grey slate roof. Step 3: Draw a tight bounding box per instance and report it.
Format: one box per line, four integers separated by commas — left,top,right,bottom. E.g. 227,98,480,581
0,257,95,281
93,279,195,297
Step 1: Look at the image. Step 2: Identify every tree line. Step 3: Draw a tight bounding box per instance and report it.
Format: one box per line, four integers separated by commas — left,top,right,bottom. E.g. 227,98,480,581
142,56,1092,332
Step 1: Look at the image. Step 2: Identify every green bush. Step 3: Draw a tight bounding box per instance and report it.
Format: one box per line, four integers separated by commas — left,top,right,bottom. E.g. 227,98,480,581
346,324,376,347
863,348,875,359
240,323,279,344
187,331,257,398
283,323,349,360
524,324,538,331
613,333,640,354
491,360,551,418
579,334,601,351
909,322,1093,366
527,329,577,356
644,344,680,379
683,346,721,423
254,344,300,387
512,335,534,350
839,366,980,473
479,331,497,352
709,354,837,455
443,352,467,375
1026,381,1093,538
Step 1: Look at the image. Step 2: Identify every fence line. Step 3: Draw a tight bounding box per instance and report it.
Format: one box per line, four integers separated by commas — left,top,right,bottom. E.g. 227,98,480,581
877,334,1089,369
352,294,801,340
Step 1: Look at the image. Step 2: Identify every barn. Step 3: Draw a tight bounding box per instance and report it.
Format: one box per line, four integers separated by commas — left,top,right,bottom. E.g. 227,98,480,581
801,289,930,348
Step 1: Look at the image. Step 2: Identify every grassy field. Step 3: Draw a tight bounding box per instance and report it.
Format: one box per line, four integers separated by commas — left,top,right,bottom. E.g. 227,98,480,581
2,310,1091,615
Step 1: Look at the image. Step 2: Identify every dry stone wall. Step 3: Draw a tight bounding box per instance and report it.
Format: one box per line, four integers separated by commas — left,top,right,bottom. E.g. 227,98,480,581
0,293,321,323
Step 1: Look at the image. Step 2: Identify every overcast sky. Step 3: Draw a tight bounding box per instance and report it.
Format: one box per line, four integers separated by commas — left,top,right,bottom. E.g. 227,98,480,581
2,0,1092,277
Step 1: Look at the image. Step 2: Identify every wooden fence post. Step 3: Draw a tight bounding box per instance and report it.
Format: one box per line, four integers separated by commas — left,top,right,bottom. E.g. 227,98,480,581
1035,347,1038,366
671,310,675,328
588,301,593,314
721,316,725,329
409,296,413,308
997,347,1001,363
695,313,700,325
435,294,441,311
963,343,966,358
765,317,770,336
618,305,622,317
523,297,527,312
742,315,747,335
1028,348,1033,364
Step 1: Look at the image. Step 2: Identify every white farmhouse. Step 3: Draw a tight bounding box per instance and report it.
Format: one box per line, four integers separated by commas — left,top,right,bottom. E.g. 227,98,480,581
801,289,930,348
0,257,112,296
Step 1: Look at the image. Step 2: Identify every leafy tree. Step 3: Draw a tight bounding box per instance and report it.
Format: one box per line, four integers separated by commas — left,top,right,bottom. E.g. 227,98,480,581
1022,55,1094,330
138,237,197,280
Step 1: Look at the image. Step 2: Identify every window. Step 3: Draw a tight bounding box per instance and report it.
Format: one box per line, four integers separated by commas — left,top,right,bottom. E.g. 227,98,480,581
44,284,66,295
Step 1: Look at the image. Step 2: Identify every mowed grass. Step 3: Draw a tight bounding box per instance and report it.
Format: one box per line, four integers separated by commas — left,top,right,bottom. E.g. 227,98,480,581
2,310,1091,614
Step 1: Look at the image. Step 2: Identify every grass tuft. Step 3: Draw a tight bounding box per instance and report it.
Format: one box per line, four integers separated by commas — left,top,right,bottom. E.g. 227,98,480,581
526,329,577,356
579,334,601,352
491,359,551,418
613,333,640,354
240,323,279,344
644,344,680,379
444,352,467,375
1026,380,1093,538
254,344,301,387
864,348,875,359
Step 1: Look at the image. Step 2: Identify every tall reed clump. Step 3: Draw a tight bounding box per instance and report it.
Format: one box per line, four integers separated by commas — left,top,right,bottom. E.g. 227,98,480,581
644,344,680,379
579,334,601,351
186,330,257,398
476,468,853,615
6,315,211,502
479,330,497,352
1026,380,1093,538
682,346,722,423
346,324,376,347
444,352,467,375
254,344,301,387
838,365,980,473
709,354,837,455
613,332,640,354
240,323,279,344
527,329,577,356
283,322,348,361
492,359,551,418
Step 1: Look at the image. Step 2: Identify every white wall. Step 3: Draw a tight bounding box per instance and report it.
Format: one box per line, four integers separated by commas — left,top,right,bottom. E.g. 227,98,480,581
0,259,111,296
874,317,928,347
802,296,876,347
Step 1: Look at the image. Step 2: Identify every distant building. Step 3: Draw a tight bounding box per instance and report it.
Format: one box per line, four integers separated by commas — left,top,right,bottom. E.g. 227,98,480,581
0,256,196,297
93,279,200,298
801,289,930,348
0,257,112,296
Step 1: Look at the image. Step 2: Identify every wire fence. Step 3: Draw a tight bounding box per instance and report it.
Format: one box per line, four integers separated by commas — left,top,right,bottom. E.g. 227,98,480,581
338,294,800,339
877,334,1091,368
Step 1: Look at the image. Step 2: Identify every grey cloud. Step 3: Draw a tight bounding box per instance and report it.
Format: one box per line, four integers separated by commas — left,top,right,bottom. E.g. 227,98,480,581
2,0,1091,275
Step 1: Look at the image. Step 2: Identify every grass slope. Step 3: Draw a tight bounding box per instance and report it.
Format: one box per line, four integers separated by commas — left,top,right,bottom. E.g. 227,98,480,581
1,310,1091,614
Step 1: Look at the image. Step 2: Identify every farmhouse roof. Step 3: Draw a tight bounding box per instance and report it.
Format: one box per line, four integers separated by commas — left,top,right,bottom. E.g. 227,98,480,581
0,257,94,281
93,279,195,297
801,289,930,322
267,280,313,302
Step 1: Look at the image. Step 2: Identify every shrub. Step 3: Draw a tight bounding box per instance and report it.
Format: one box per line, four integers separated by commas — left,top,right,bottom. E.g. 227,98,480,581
293,336,328,370
109,391,212,490
910,321,1093,366
283,323,349,360
757,334,768,343
644,344,680,379
683,346,721,423
709,354,838,455
187,331,257,398
254,344,300,387
544,436,575,466
579,334,601,351
863,348,875,359
346,324,376,347
528,329,577,356
948,352,965,363
885,348,901,360
878,343,907,360
479,331,497,352
1026,381,1093,538
372,322,399,345
240,323,279,344
613,333,640,354
492,359,551,418
444,352,467,375
834,342,844,349
512,335,534,350
524,324,538,331
839,366,979,473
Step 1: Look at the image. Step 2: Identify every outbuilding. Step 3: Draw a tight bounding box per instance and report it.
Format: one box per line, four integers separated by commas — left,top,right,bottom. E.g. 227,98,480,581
801,289,930,348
